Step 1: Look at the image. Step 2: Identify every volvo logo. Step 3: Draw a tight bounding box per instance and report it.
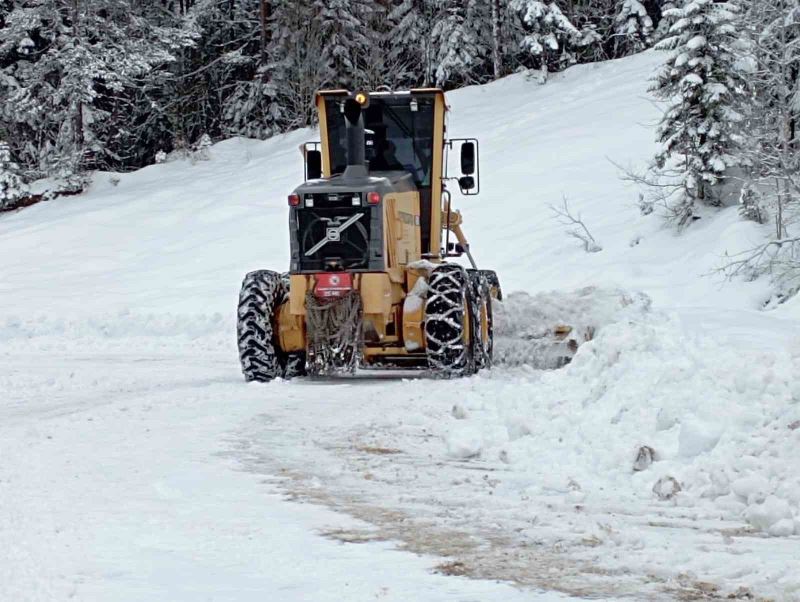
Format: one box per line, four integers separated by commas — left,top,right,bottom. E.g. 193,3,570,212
305,213,364,257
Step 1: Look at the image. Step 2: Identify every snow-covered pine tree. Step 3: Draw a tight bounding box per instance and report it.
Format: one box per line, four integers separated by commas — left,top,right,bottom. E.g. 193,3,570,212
509,0,592,83
715,0,800,299
653,0,679,40
192,133,213,163
737,0,800,239
257,0,330,130
219,0,289,139
738,183,765,224
0,0,192,178
179,0,261,141
567,0,614,62
387,0,431,86
469,0,528,81
354,2,392,90
649,0,746,225
615,0,654,55
431,1,484,87
0,140,28,211
314,0,376,90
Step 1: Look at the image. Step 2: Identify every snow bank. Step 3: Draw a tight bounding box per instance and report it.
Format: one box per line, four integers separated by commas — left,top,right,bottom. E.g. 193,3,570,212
450,308,800,536
493,286,652,368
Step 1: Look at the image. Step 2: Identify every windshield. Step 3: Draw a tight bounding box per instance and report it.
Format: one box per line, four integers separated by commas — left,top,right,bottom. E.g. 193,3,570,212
325,96,435,186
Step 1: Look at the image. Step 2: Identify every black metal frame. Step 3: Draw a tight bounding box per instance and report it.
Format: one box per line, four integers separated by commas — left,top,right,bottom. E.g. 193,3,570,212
444,137,480,196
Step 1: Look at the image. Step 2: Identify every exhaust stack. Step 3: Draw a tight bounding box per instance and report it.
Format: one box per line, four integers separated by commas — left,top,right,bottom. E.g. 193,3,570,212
343,97,368,179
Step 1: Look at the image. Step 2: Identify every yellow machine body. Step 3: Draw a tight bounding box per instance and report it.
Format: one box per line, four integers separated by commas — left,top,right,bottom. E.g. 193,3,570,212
278,88,492,368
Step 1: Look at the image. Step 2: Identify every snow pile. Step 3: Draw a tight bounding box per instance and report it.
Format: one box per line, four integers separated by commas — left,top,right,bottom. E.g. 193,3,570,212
493,286,652,368
449,313,800,535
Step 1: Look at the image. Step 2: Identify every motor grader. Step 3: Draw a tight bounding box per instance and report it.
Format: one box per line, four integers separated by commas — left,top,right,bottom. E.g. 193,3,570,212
237,88,501,381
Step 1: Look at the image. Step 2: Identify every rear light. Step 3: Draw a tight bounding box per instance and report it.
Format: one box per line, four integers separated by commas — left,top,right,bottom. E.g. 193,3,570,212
314,272,353,299
367,192,381,205
288,193,301,206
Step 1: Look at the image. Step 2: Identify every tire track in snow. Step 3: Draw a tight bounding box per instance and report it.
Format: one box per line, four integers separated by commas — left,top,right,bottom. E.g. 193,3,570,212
226,372,772,601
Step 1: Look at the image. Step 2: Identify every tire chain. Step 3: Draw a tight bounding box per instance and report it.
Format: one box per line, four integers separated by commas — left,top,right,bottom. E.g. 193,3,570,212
467,269,493,370
424,264,475,377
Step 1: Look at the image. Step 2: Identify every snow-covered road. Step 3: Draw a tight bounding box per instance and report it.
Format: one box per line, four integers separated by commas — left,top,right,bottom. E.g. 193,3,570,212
1,342,574,601
2,318,798,600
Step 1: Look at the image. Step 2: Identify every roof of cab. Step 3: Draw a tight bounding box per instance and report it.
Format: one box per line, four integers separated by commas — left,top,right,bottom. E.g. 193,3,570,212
316,88,446,99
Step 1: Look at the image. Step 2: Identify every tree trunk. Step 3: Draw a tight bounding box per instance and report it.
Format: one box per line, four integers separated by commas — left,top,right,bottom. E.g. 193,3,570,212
260,0,270,63
491,0,502,80
73,0,84,164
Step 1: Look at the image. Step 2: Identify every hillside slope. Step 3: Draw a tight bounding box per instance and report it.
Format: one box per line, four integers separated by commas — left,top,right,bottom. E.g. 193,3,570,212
0,50,788,321
2,51,800,600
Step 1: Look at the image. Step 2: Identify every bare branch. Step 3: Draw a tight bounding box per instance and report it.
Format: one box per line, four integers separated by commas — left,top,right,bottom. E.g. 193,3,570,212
548,197,602,253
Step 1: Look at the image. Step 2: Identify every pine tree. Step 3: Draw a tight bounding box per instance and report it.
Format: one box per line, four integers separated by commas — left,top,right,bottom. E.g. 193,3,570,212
509,0,594,82
218,0,283,139
259,0,330,130
315,0,376,89
353,1,391,90
0,0,192,179
432,2,482,86
747,0,800,225
568,0,615,62
649,0,746,224
0,139,28,210
615,0,654,55
179,0,261,142
653,0,679,39
387,0,430,86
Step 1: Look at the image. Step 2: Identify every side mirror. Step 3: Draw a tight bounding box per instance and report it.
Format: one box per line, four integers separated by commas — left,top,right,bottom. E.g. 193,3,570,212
458,176,475,192
447,242,466,256
306,149,322,180
460,142,476,175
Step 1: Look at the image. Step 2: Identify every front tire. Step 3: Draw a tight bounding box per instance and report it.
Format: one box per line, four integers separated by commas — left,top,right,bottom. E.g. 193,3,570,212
425,264,476,377
237,270,286,382
468,269,494,370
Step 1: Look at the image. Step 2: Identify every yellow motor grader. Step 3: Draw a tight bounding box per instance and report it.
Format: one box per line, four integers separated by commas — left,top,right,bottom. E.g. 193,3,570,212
237,88,501,380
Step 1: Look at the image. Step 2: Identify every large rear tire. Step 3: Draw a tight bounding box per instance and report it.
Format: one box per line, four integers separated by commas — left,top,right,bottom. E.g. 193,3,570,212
237,270,287,382
425,264,476,377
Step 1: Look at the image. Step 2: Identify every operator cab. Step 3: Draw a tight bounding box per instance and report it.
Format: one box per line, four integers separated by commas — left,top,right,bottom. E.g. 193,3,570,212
326,95,436,188
320,92,440,258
